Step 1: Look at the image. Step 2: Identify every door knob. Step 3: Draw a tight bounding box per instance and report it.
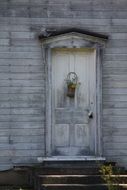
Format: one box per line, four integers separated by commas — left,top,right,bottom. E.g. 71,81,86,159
88,111,93,119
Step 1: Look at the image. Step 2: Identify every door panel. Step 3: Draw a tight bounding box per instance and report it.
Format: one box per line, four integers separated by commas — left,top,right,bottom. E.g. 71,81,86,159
52,48,96,156
55,109,88,124
54,124,69,146
74,124,89,147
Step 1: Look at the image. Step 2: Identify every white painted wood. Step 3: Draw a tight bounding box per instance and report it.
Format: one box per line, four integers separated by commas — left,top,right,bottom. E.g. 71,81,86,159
51,48,96,156
40,156,105,161
54,124,69,147
74,124,89,147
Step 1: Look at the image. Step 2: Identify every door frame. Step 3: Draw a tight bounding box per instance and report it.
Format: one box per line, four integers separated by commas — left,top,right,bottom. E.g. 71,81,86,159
41,32,106,157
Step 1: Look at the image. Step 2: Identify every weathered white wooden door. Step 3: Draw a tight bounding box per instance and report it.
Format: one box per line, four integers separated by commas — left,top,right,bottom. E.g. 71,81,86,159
51,48,96,156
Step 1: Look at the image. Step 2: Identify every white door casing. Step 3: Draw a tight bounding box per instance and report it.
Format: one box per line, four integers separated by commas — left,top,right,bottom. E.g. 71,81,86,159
41,32,106,157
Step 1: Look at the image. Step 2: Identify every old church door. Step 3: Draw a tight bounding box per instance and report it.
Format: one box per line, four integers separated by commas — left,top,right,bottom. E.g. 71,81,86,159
51,48,96,156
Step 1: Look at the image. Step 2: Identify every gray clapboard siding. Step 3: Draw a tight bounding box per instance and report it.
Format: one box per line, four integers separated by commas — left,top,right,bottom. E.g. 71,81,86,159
30,8,49,18
0,122,44,129
103,109,127,116
106,40,127,47
0,80,45,87
104,54,127,61
0,150,43,157
0,150,11,157
12,108,43,115
13,150,44,157
103,68,127,75
104,136,127,143
9,7,29,18
0,94,44,101
0,143,43,150
0,47,10,52
104,149,127,157
105,47,127,54
103,95,127,101
103,116,127,122
103,81,127,88
72,11,127,19
10,46,41,52
0,108,43,115
0,17,111,25
67,0,127,11
103,61,127,68
12,136,44,143
103,130,127,137
0,66,43,73
0,0,127,170
104,143,127,150
0,137,9,144
0,86,44,94
0,115,44,122
0,157,11,163
11,39,41,47
0,24,30,32
0,102,45,108
103,102,127,108
103,75,127,81
82,25,127,33
10,0,29,4
32,11,127,19
103,88,127,95
12,157,42,164
0,128,44,136
11,32,35,39
0,59,44,66
0,9,8,17
0,52,42,59
0,73,43,80
69,2,113,11
110,33,127,39
0,32,9,38
0,143,45,150
0,39,9,46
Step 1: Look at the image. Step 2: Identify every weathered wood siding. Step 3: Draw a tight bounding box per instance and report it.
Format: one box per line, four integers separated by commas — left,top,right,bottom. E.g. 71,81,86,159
0,0,127,169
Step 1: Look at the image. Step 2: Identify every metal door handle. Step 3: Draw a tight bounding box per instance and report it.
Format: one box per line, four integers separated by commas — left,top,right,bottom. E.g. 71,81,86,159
88,111,93,119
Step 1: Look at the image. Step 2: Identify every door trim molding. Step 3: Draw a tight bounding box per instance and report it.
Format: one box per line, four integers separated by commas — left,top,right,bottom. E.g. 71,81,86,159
41,32,107,157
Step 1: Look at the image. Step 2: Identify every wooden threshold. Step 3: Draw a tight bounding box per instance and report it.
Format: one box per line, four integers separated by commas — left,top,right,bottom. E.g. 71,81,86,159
38,156,105,162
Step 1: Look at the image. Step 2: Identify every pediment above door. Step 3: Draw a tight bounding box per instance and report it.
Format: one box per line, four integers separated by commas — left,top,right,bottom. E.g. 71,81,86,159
38,28,108,48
